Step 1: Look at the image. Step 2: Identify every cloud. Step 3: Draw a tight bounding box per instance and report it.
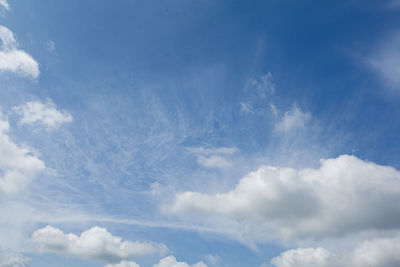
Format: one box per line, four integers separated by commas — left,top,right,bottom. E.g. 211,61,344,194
0,25,39,79
166,155,400,241
188,146,237,169
46,40,55,52
275,106,311,132
13,99,73,128
104,260,140,267
32,225,168,263
367,32,400,90
0,0,9,11
153,256,207,267
0,109,45,195
270,236,400,267
0,250,29,267
271,247,336,267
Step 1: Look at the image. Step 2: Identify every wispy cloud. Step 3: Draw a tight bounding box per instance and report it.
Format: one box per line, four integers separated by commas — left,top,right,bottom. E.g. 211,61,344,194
0,0,9,11
0,25,39,79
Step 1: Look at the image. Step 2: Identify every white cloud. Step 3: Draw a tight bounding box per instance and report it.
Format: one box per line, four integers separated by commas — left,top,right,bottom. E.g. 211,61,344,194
188,146,237,169
271,247,335,267
13,99,73,128
166,155,400,241
32,225,168,263
153,256,207,267
197,155,232,168
270,236,400,267
240,102,253,113
0,109,45,195
0,250,29,267
0,25,39,79
104,260,140,267
275,106,311,132
0,0,9,11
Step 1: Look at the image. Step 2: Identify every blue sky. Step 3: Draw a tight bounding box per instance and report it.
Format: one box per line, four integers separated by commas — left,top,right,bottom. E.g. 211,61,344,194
1,1,400,266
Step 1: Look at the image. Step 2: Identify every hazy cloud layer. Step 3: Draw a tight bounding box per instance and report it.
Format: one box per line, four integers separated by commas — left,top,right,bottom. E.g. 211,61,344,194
32,225,168,263
0,25,39,78
166,155,400,241
13,99,73,128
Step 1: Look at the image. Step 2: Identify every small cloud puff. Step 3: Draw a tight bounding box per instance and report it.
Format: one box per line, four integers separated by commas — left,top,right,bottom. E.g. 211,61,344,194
153,255,207,267
275,105,311,132
13,99,73,129
104,260,140,267
0,0,9,11
32,225,168,264
0,25,39,78
188,146,238,169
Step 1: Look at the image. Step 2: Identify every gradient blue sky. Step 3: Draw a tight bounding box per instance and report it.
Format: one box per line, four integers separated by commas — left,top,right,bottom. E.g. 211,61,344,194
1,1,400,267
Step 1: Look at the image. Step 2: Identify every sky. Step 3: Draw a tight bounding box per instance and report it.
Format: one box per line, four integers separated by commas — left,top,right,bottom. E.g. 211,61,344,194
1,0,400,266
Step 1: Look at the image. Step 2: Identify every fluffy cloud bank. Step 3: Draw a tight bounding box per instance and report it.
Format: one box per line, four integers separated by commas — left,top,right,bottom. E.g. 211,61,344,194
0,25,39,78
32,225,168,263
13,99,73,128
271,236,400,267
166,155,400,241
153,256,207,267
0,110,45,195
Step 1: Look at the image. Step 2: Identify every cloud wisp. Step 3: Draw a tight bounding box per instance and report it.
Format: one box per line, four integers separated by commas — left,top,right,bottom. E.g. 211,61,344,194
188,146,238,169
0,25,39,79
32,225,168,264
153,255,207,267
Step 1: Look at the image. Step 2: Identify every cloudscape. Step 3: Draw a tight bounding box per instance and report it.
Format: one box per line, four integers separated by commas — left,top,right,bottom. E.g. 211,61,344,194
1,1,400,266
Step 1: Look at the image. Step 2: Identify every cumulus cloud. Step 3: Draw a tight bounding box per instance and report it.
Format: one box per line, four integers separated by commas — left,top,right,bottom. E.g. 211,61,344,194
0,0,9,11
104,260,140,267
13,99,73,128
270,236,400,267
0,250,29,267
0,109,45,195
0,25,39,78
271,247,336,267
32,225,168,263
153,256,207,267
188,146,237,169
275,106,311,132
166,155,400,241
